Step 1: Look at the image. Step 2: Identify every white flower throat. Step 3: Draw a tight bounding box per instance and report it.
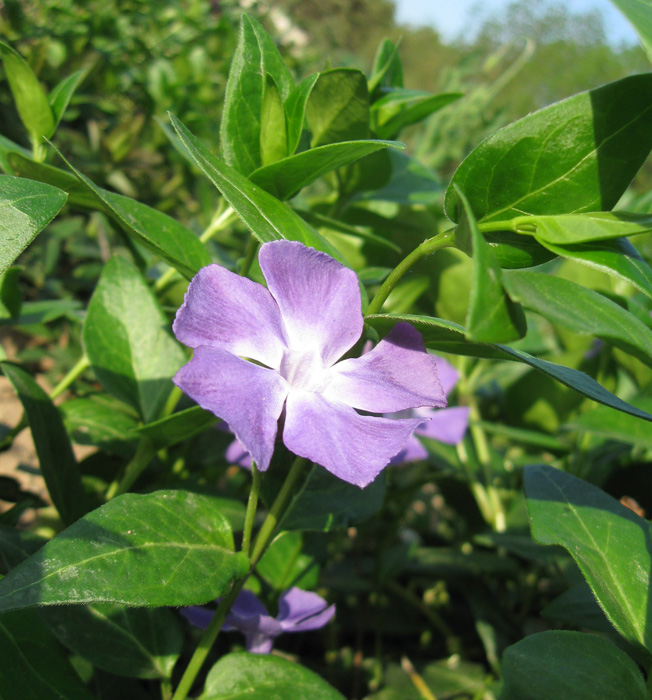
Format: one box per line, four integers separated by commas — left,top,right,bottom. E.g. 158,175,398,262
278,348,328,392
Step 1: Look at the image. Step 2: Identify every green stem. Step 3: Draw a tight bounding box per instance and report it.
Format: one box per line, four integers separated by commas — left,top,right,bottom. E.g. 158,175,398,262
106,438,156,499
250,456,307,564
49,355,90,400
477,218,535,235
171,578,247,700
240,462,260,556
239,236,260,277
153,267,178,294
160,678,173,700
199,206,236,244
365,231,456,317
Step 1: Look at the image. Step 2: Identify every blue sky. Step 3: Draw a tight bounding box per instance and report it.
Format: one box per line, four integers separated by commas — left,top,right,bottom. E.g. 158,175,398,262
394,0,639,44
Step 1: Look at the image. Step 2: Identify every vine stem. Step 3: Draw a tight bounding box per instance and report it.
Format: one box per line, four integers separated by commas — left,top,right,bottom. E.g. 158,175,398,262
240,462,260,556
49,355,91,400
365,230,456,317
239,235,260,277
170,456,308,700
105,437,156,499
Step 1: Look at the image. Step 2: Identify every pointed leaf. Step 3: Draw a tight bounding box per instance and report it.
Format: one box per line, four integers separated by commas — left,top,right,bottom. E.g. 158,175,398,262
525,464,652,654
1,362,88,525
371,89,461,139
0,490,250,612
0,133,31,174
260,74,288,166
137,405,218,449
285,73,319,156
256,531,318,591
220,14,294,175
0,175,67,275
170,114,344,260
564,397,652,448
368,38,404,94
446,74,652,222
503,269,652,366
607,0,652,62
522,211,652,244
83,256,185,422
49,68,87,131
249,139,403,200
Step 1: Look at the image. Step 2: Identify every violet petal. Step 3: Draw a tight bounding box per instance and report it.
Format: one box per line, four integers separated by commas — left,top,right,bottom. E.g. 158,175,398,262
323,322,447,412
390,434,429,464
173,347,288,471
259,240,363,366
173,264,287,368
277,587,335,632
416,406,470,445
180,605,214,630
283,390,424,487
245,633,275,654
434,356,459,396
225,438,253,469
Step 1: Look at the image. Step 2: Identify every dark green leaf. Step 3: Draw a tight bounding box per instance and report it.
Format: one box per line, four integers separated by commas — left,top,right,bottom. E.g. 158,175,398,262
43,604,182,679
0,490,249,612
525,464,652,654
458,188,527,342
500,631,647,700
0,610,95,700
0,175,67,275
55,148,211,278
366,313,652,422
305,68,370,146
446,74,652,222
0,525,47,572
0,266,22,320
0,133,31,174
0,41,54,142
564,398,652,448
49,68,87,131
260,74,288,166
608,0,652,62
405,547,519,578
83,256,185,422
256,531,319,591
284,73,319,156
137,405,218,449
220,14,294,176
249,139,403,200
170,114,344,260
371,89,461,139
200,653,345,700
1,362,88,525
503,269,652,366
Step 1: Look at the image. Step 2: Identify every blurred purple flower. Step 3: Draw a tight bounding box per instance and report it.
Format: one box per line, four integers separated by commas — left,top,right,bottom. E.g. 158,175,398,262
390,356,470,464
181,587,335,654
173,240,446,487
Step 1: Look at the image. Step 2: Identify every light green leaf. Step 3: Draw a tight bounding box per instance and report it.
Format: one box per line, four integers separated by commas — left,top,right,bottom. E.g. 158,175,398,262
371,89,461,139
249,139,403,200
284,73,319,156
446,74,652,222
260,74,288,166
137,405,218,449
520,211,652,244
500,631,647,700
503,269,652,366
2,362,88,526
608,0,652,62
0,133,31,174
0,175,67,275
170,113,345,260
83,256,185,423
564,397,652,448
525,464,652,654
256,531,318,591
368,38,404,94
0,490,249,612
49,68,87,131
200,653,345,700
220,14,294,176
0,41,54,143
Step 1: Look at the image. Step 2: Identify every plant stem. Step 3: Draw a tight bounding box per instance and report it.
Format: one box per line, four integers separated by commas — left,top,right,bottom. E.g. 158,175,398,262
239,235,259,277
160,678,172,700
49,355,91,400
240,462,260,556
365,230,456,316
199,206,236,244
401,656,439,700
106,437,156,499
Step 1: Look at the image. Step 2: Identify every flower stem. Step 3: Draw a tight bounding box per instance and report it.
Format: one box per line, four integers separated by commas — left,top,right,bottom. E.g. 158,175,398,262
106,437,156,499
49,355,91,400
239,235,260,277
365,230,456,317
171,578,247,700
240,462,260,556
199,206,236,244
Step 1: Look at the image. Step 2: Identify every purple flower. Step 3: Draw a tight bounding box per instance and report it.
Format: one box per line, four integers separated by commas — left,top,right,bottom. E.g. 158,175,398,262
390,357,470,464
173,240,446,487
181,587,335,654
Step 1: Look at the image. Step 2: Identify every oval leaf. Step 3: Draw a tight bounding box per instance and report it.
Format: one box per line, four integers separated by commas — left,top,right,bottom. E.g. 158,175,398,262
0,490,250,612
608,0,652,62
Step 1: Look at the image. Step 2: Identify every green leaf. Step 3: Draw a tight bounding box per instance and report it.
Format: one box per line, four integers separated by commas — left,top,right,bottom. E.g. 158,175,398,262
200,653,345,700
503,269,652,366
0,490,249,612
260,74,288,166
1,362,88,525
249,139,403,201
0,175,67,275
0,525,47,572
256,531,318,591
0,41,55,143
446,74,652,222
83,256,185,423
43,604,183,679
54,148,211,279
284,73,319,156
137,405,218,449
608,0,652,62
525,464,652,654
220,14,294,176
49,68,87,131
500,631,647,700
0,266,22,320
305,68,370,146
0,133,31,174
0,610,95,700
368,38,404,94
366,313,652,422
458,188,527,343
170,114,344,260
522,211,652,244
538,236,652,301
564,397,652,448
371,89,461,139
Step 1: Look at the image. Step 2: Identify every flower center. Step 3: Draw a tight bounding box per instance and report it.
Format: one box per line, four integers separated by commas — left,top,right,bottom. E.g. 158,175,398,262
278,348,326,392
